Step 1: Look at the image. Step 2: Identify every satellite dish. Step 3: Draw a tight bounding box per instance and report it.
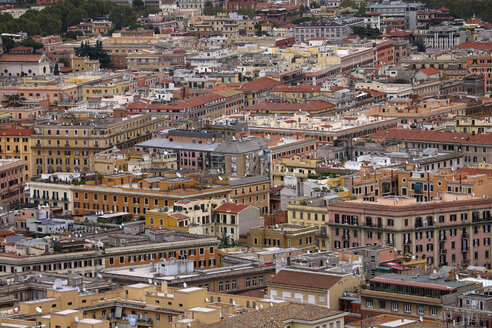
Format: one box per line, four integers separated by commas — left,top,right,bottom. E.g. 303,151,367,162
187,323,191,328
255,305,259,310
53,279,63,289
270,302,273,307
218,176,223,181
36,307,42,313
419,316,423,322
148,278,153,284
183,282,187,288
205,298,209,302
75,316,79,322
176,172,182,178
260,304,263,309
232,300,236,306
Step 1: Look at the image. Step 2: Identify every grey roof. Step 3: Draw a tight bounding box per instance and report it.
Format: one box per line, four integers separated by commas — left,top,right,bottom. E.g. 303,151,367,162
214,137,268,155
17,238,49,247
422,147,439,156
5,235,26,243
228,175,270,187
167,129,221,139
373,273,474,289
137,138,219,152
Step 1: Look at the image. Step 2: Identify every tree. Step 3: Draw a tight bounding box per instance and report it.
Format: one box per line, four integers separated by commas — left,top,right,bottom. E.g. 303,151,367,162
340,0,357,8
2,94,26,108
65,30,84,40
1,36,15,52
203,2,228,16
109,5,137,29
133,0,144,8
54,63,60,75
310,1,320,8
412,37,426,52
357,2,366,15
350,25,380,38
237,8,255,17
292,17,315,24
18,39,44,50
76,40,112,69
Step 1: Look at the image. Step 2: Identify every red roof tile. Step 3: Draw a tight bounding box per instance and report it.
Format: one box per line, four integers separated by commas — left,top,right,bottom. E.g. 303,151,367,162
271,84,321,93
371,128,492,145
0,54,43,62
245,100,335,113
239,77,281,92
456,168,492,177
454,42,492,52
213,203,250,214
420,67,440,75
269,269,342,290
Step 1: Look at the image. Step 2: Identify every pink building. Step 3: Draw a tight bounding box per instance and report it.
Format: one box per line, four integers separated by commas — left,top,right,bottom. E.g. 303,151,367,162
328,193,492,269
0,159,25,205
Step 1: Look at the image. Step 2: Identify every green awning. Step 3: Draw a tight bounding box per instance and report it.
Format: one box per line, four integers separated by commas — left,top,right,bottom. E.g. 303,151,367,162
376,266,392,273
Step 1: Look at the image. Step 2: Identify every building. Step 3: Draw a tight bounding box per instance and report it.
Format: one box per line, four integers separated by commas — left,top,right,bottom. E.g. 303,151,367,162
424,26,471,51
367,0,424,30
0,125,33,181
94,148,177,174
327,193,492,269
0,46,51,77
213,203,261,240
370,128,492,165
239,77,282,107
199,303,346,328
31,114,166,175
267,268,363,310
360,272,476,320
248,224,317,250
272,154,320,187
227,176,270,214
0,158,25,205
293,17,364,43
467,55,492,93
70,55,100,72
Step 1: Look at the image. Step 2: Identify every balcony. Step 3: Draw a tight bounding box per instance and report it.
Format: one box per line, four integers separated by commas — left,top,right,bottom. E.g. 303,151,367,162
462,233,468,239
361,289,441,304
440,248,447,254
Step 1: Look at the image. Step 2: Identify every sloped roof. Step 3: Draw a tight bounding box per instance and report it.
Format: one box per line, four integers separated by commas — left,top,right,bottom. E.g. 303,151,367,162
268,269,342,290
213,203,250,214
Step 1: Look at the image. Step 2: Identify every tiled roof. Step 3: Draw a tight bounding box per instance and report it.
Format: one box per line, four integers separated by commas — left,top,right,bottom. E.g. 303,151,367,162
420,67,440,75
0,54,43,62
371,128,492,145
239,77,281,92
454,42,492,52
0,128,32,136
197,303,343,328
268,269,342,290
456,168,492,177
246,100,335,112
213,203,250,214
271,84,321,93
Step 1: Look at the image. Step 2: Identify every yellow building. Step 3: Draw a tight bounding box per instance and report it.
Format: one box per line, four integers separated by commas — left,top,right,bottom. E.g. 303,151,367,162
0,126,33,181
247,224,317,251
272,154,320,187
453,116,492,134
31,114,167,175
94,148,177,175
126,53,171,71
81,77,137,100
145,199,215,234
267,268,363,310
70,55,100,73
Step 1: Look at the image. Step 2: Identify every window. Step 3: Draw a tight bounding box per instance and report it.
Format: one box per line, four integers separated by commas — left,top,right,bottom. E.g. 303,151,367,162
431,307,437,316
366,299,373,308
404,304,411,313
392,302,398,312
418,305,425,315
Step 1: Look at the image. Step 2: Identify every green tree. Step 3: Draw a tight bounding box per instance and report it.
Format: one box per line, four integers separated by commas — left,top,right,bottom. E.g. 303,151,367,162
54,63,60,75
340,0,357,8
357,2,366,15
2,94,26,108
237,8,255,17
109,5,137,29
310,1,320,8
18,39,44,50
76,40,112,69
133,0,144,8
412,36,426,52
1,36,15,52
292,17,315,24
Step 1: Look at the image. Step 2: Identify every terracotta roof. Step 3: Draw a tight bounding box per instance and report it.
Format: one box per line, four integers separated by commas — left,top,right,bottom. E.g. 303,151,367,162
269,269,342,290
169,213,188,220
371,128,492,145
0,128,32,136
246,100,335,113
0,54,43,62
456,168,492,177
197,303,343,328
10,46,33,52
271,84,321,93
420,67,440,75
0,230,14,237
239,77,281,92
213,203,250,214
454,42,492,52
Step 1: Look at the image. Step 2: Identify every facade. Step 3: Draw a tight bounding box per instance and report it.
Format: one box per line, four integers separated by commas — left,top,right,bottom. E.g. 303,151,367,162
360,273,475,320
31,114,166,175
467,55,492,93
227,176,270,214
213,203,261,240
267,268,363,310
0,126,33,181
327,194,492,269
0,158,25,205
424,26,471,51
367,0,424,29
248,224,317,250
0,47,51,77
293,17,364,43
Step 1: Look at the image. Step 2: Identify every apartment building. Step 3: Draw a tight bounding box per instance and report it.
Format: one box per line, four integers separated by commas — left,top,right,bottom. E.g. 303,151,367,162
70,175,231,216
193,14,240,38
267,268,362,310
0,126,33,181
227,176,270,214
371,128,492,164
328,194,492,269
213,203,261,240
0,158,25,205
30,181,72,213
31,114,167,175
272,154,320,187
293,17,364,43
424,26,470,51
445,292,492,327
239,77,281,107
248,224,317,250
94,148,177,174
468,55,492,93
360,273,475,320
349,166,492,202
367,0,423,29
126,90,244,120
